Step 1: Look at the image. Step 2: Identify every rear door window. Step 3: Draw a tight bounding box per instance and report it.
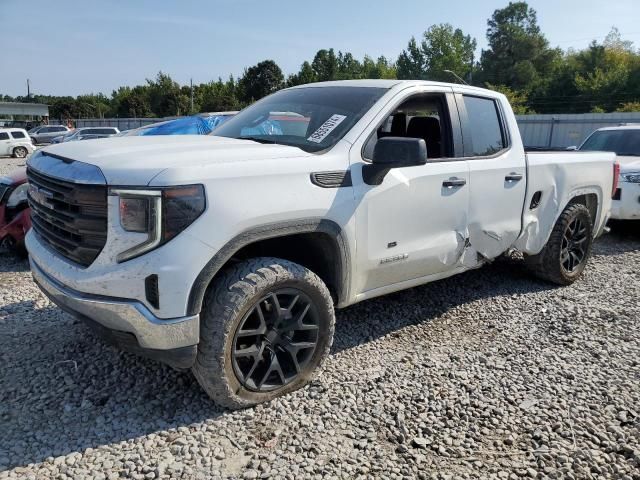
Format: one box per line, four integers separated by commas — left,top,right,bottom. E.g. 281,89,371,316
462,96,507,157
0,132,9,140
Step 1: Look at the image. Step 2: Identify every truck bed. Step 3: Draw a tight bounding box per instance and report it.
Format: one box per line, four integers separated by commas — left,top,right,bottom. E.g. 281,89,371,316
515,151,616,254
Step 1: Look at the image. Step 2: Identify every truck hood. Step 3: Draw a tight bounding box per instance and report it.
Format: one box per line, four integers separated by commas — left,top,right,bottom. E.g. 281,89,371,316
617,155,640,173
38,135,312,185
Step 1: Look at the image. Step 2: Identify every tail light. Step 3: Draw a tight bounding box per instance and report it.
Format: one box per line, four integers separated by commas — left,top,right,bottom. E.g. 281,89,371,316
612,160,620,198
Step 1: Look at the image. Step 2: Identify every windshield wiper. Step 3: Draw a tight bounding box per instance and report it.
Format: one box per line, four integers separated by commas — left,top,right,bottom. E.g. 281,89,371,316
237,136,279,145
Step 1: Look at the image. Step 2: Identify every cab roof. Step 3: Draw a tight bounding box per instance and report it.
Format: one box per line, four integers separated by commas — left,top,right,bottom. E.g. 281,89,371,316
290,78,494,93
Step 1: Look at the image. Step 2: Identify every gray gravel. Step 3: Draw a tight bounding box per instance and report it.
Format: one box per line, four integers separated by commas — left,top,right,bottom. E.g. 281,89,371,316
0,223,639,479
0,156,28,176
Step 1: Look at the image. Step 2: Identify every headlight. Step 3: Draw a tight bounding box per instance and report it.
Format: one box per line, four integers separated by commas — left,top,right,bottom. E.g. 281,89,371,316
621,172,640,183
6,183,29,208
111,185,205,263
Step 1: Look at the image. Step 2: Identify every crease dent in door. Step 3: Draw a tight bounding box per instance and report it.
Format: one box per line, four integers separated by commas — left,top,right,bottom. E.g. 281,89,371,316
437,227,478,268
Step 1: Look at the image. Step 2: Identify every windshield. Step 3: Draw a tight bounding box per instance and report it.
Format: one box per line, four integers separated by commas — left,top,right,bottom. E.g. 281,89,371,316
212,86,387,153
580,129,640,156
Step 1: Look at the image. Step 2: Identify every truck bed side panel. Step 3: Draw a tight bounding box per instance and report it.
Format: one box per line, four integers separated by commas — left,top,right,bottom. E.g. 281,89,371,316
515,151,615,255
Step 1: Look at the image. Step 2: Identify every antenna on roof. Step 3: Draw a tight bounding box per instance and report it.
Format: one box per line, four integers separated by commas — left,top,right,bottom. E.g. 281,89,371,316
443,70,469,85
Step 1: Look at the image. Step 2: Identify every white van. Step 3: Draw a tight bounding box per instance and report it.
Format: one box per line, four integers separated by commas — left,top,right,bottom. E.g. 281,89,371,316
0,129,36,158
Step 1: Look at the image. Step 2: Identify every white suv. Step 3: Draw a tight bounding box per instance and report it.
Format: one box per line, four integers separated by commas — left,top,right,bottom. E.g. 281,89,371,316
579,125,640,220
0,128,35,158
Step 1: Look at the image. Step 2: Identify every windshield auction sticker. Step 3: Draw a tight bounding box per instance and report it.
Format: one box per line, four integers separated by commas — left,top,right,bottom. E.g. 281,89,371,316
307,114,347,143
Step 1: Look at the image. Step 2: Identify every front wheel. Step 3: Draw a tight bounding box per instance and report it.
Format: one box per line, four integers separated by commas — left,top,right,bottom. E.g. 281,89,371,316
525,203,594,285
13,147,28,158
193,257,335,409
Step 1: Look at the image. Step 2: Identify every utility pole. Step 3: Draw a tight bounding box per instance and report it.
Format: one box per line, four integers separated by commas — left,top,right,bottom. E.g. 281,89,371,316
190,78,194,114
27,79,30,99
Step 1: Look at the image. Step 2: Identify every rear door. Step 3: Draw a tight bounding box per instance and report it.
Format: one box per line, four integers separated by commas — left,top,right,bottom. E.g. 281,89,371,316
454,90,526,258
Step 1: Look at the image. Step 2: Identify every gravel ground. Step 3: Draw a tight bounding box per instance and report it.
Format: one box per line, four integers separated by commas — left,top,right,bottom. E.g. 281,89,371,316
0,156,28,176
0,171,638,478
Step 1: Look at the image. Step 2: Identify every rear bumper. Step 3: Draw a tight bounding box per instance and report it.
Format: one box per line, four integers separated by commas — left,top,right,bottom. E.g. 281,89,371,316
611,182,640,220
30,258,200,351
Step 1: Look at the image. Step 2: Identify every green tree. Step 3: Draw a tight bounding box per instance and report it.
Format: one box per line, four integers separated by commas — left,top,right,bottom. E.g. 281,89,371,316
397,37,426,79
362,55,397,79
397,24,476,81
572,29,636,112
146,72,188,117
311,49,338,81
486,83,532,114
287,61,316,86
617,101,640,112
239,60,284,103
336,51,363,79
478,2,560,90
200,77,242,111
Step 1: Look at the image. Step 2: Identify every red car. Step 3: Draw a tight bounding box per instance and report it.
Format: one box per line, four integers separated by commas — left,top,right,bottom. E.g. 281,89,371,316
0,167,30,254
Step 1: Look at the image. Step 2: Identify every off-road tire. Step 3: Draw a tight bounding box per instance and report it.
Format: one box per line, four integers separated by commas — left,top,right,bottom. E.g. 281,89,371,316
193,257,335,409
525,203,593,285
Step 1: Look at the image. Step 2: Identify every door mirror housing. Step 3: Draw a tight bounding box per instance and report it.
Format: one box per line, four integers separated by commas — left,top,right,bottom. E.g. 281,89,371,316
363,137,428,185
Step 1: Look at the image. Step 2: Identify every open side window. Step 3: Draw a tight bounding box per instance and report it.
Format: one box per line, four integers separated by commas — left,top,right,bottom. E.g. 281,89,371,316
363,93,458,161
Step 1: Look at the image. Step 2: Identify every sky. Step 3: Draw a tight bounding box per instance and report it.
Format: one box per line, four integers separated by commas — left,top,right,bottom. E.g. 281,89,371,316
1,0,640,98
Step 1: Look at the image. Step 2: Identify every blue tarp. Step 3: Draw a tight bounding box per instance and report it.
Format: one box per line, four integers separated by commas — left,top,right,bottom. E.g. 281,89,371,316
137,114,232,136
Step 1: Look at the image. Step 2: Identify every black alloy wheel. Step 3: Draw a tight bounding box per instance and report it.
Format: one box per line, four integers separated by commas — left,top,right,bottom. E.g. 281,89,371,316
231,289,319,392
560,217,589,273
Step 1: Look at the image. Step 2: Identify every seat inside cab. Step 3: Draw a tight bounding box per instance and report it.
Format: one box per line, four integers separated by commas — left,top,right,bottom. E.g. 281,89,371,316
364,94,450,160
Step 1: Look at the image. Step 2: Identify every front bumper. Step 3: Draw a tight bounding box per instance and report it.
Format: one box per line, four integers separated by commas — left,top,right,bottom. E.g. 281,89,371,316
611,182,640,220
30,258,200,351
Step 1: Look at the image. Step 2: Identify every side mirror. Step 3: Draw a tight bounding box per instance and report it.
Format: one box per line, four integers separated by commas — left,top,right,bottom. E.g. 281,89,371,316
566,146,578,151
363,137,428,185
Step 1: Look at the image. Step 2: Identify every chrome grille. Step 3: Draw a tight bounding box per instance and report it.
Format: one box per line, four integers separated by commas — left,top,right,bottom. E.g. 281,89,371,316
27,167,108,267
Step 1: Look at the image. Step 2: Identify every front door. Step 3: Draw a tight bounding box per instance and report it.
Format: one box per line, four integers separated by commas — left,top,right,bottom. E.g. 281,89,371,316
351,90,471,294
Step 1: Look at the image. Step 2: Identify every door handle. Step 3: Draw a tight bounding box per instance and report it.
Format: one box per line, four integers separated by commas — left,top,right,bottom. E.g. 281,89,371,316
505,173,524,182
442,177,466,188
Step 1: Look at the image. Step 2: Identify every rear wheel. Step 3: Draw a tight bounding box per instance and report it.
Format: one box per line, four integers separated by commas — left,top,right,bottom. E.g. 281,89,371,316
12,147,28,158
193,257,335,409
525,203,593,285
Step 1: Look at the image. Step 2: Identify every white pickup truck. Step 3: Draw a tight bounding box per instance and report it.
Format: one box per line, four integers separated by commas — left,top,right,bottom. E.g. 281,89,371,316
26,80,617,408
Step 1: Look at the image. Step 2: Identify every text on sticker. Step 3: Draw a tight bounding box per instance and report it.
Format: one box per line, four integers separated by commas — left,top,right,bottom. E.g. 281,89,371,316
307,114,347,144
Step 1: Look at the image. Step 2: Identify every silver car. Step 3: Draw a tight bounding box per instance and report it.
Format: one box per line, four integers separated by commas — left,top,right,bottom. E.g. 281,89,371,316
51,127,120,144
30,125,71,144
